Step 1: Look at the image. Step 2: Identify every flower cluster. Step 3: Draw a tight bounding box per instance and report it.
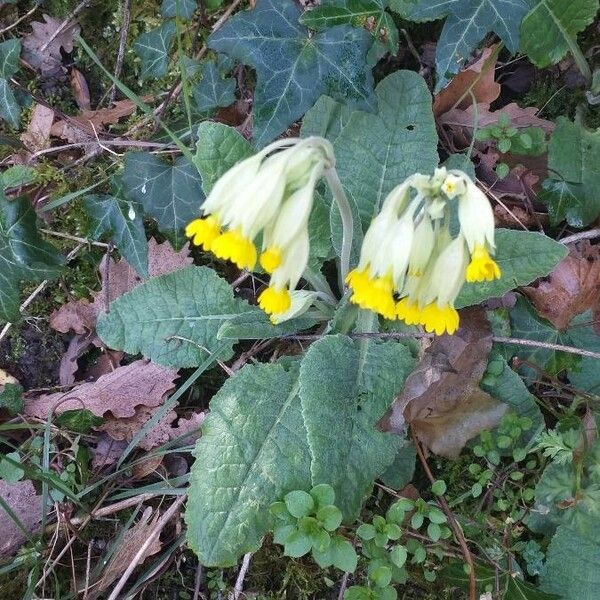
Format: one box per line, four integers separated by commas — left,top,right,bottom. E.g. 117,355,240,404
185,137,333,322
347,168,501,335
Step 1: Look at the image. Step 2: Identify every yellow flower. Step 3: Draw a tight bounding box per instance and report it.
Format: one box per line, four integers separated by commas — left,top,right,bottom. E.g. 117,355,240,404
347,269,396,319
211,229,257,270
465,244,501,282
258,286,291,315
395,297,422,325
419,303,460,336
259,247,282,274
185,216,221,250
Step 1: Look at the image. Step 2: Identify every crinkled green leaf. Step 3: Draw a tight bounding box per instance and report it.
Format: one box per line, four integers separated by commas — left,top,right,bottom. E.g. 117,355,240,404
1,166,36,189
217,311,322,341
0,39,21,79
185,361,312,566
97,266,254,367
208,0,375,147
299,335,415,519
133,21,177,79
84,194,148,278
456,229,568,308
299,0,399,53
540,118,600,228
194,122,253,195
380,443,416,490
0,193,64,321
331,70,438,225
521,0,599,68
161,0,197,19
122,152,203,248
406,0,529,91
191,60,236,112
0,79,20,128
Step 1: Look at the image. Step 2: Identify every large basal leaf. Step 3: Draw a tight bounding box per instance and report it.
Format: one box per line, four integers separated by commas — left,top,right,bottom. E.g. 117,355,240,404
0,193,64,322
331,70,438,225
404,0,529,91
456,229,568,308
96,266,254,367
541,510,600,600
208,0,375,147
0,39,21,79
300,95,353,140
133,21,177,79
186,361,312,566
521,0,599,68
540,117,600,228
191,60,236,113
193,122,253,194
122,152,204,248
299,335,415,519
84,194,148,278
0,79,20,129
299,0,399,53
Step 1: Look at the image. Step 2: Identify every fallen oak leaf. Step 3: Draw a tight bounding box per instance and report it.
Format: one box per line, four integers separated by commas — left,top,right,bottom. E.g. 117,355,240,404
20,103,55,152
379,307,506,458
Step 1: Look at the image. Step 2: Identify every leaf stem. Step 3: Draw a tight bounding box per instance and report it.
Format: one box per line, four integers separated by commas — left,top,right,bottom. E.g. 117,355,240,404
565,34,592,83
325,167,353,292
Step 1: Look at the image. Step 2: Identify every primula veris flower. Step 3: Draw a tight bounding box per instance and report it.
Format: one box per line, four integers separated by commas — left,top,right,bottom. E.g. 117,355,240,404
348,168,501,335
186,137,333,322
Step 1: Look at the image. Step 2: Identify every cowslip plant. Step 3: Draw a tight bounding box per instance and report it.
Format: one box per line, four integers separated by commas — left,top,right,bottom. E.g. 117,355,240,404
270,484,358,572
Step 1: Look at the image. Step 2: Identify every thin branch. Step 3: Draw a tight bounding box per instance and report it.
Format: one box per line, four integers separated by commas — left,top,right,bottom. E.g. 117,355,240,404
230,552,252,600
0,2,40,35
560,228,600,245
108,0,132,104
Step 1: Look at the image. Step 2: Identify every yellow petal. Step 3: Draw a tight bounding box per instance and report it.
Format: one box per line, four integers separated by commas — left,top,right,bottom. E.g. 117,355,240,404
420,303,460,336
465,245,501,282
260,246,283,274
211,229,257,270
185,216,221,251
258,286,291,315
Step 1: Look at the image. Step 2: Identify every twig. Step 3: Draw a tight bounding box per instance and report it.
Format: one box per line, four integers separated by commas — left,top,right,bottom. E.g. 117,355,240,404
39,0,92,53
193,563,205,600
107,0,132,104
412,433,477,600
40,229,109,248
212,0,245,32
107,495,187,600
492,336,600,361
560,228,600,245
230,552,252,600
337,572,350,600
0,2,40,35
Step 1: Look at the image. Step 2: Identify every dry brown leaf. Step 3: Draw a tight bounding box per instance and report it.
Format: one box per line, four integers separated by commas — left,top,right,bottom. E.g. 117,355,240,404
523,241,600,331
91,434,128,470
433,46,501,117
70,67,91,111
92,507,162,597
24,359,178,419
379,308,506,458
0,480,43,558
22,14,80,80
20,103,55,152
59,333,94,386
50,238,193,335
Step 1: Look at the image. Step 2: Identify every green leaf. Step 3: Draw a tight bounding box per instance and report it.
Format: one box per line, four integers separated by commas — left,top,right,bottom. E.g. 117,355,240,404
122,152,204,248
273,524,295,544
390,545,408,568
456,229,568,308
194,122,253,195
357,523,376,540
1,165,36,189
542,511,600,599
301,95,353,140
0,452,23,483
0,78,20,128
380,443,416,489
284,490,315,518
540,118,600,227
96,266,254,367
0,39,21,79
331,535,358,572
331,70,438,225
208,0,375,147
55,409,104,433
161,0,197,19
299,0,399,53
317,505,343,531
299,335,415,519
431,480,446,496
0,193,64,321
185,361,312,566
521,0,598,68
284,530,313,557
0,383,23,414
84,194,148,278
406,0,529,91
191,60,236,112
133,21,177,79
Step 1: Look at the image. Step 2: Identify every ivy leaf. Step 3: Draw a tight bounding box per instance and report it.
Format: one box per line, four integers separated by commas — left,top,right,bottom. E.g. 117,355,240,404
405,0,529,91
0,39,21,79
0,79,20,128
97,266,254,367
331,70,438,226
161,0,197,19
299,0,399,53
540,118,600,228
456,229,568,308
84,193,148,278
520,0,599,68
208,0,375,147
0,193,64,321
133,21,177,79
122,152,204,249
191,60,236,113
185,361,312,566
299,335,415,519
194,122,253,194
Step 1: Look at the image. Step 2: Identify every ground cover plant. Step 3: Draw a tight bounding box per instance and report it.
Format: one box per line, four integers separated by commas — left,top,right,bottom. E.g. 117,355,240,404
0,0,600,598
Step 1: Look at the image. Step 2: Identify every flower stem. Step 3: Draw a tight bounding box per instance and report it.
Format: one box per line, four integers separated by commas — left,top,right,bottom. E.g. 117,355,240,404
325,167,353,292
